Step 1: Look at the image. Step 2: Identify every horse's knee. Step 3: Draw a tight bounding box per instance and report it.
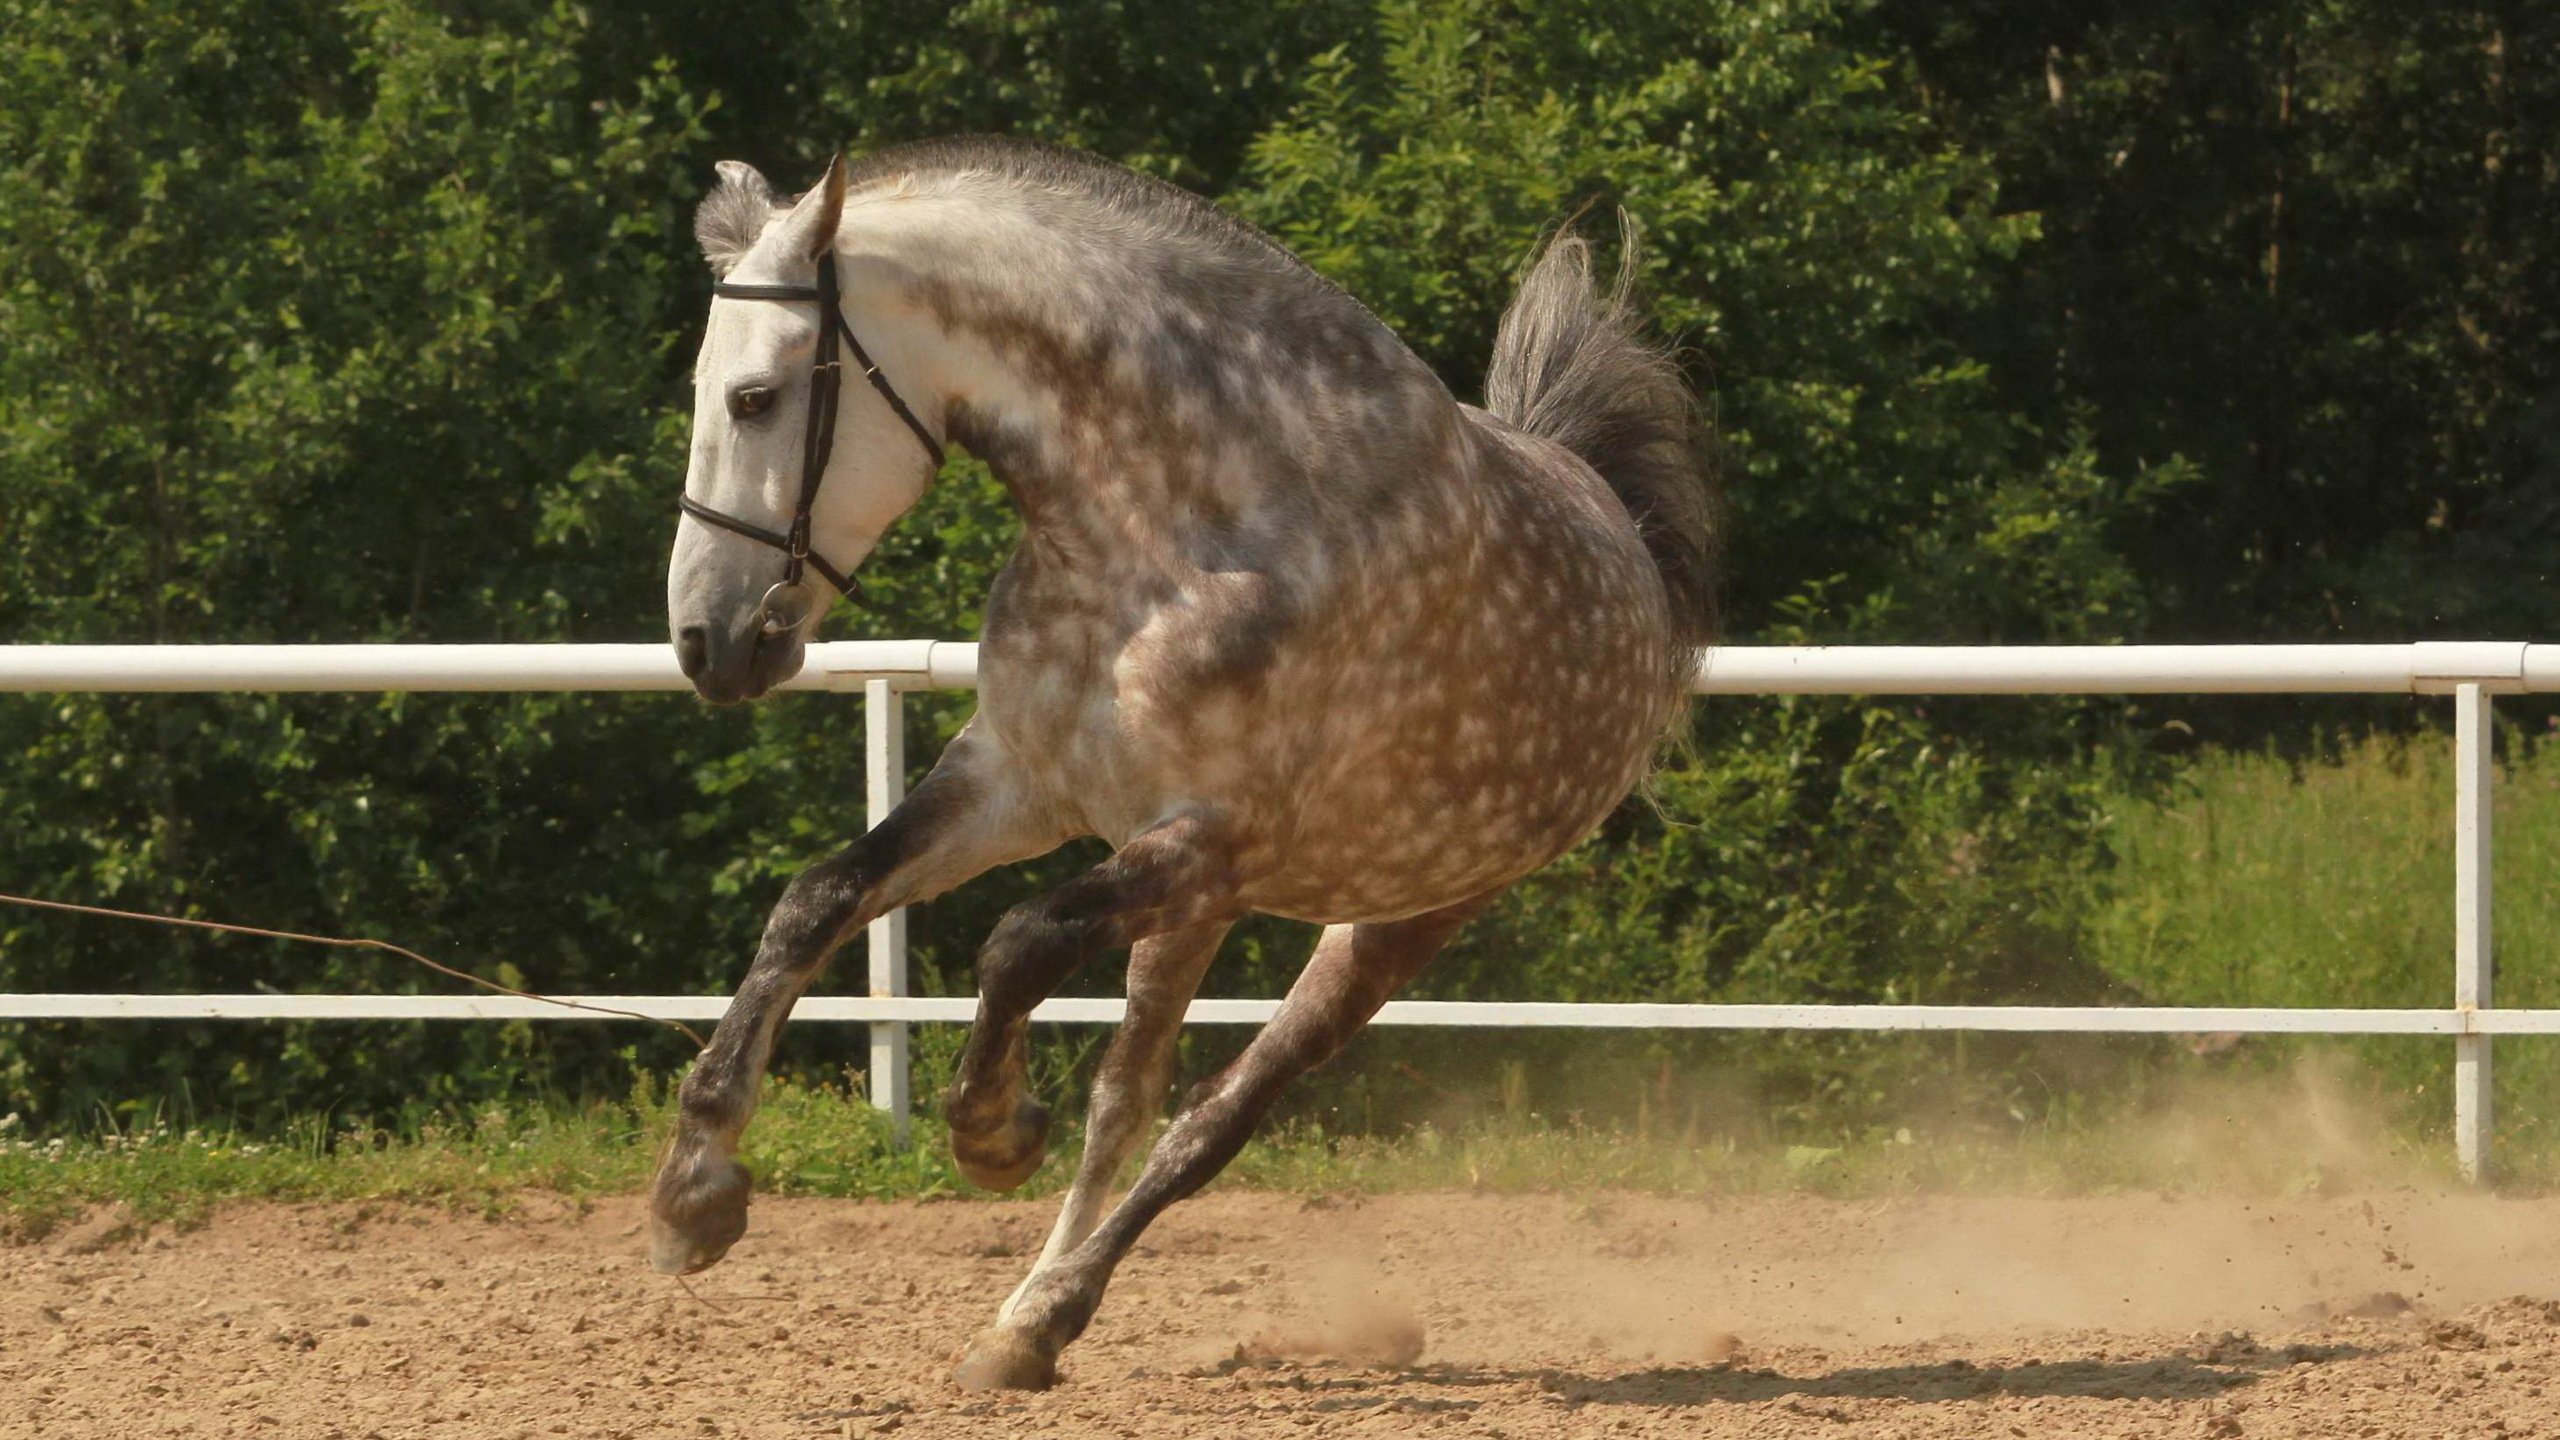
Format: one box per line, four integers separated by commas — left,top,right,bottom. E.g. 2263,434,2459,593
1168,1070,1207,1110
759,865,865,963
975,901,1093,1011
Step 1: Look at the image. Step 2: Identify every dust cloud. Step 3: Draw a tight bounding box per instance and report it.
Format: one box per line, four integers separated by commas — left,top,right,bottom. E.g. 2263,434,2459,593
1341,1057,2554,1364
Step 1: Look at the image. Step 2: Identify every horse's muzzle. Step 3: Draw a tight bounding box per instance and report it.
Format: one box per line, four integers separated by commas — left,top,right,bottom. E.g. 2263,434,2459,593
674,621,807,704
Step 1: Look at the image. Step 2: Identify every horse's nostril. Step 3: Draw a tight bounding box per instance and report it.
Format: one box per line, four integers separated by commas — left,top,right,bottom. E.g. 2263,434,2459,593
676,625,711,679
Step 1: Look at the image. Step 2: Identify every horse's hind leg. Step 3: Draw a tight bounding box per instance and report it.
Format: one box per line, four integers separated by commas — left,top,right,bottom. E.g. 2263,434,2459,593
942,814,1239,1192
1000,918,1232,1322
649,734,1061,1276
955,894,1493,1391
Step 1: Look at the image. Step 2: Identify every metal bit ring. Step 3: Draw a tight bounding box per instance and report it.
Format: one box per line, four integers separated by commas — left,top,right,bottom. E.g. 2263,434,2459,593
757,577,823,636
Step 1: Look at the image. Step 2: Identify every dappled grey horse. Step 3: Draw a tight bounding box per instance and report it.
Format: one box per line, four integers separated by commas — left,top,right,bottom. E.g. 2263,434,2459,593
650,138,1716,1390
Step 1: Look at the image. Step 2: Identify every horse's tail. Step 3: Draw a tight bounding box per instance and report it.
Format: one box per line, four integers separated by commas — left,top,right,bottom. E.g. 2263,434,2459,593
1486,218,1719,658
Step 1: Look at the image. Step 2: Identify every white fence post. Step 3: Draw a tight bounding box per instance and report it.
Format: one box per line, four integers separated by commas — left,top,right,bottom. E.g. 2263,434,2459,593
865,678,911,1141
2454,682,2494,1183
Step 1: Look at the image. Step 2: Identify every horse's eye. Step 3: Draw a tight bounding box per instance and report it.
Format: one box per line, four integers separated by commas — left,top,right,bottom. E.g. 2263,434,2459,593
729,385,777,419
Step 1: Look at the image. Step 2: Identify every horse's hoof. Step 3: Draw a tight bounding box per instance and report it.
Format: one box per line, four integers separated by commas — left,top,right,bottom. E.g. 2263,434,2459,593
953,1327,1058,1392
648,1150,753,1274
950,1097,1051,1192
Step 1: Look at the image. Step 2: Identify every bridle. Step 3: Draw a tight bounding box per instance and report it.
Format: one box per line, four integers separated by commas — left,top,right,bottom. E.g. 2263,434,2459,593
678,251,945,635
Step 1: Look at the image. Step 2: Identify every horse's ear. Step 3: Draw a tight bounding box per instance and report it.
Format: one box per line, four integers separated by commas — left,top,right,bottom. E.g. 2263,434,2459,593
696,161,780,277
715,160,773,197
775,153,849,263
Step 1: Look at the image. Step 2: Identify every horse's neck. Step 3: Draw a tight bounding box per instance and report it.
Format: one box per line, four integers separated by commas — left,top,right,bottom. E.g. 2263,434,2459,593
882,230,1456,597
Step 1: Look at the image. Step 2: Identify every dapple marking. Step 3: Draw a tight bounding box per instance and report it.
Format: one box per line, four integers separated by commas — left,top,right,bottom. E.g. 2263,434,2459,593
653,137,1716,1391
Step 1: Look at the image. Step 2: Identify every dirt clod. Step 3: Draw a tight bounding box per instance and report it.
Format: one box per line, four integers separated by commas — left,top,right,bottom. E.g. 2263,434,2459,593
54,1203,140,1255
2335,1291,2416,1320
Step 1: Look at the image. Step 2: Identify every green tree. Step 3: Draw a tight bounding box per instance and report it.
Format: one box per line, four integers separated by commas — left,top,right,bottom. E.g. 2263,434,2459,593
0,0,733,1121
1889,0,2560,642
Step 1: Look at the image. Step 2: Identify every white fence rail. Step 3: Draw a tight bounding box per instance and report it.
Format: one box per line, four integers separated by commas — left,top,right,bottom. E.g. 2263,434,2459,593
1,640,2552,1178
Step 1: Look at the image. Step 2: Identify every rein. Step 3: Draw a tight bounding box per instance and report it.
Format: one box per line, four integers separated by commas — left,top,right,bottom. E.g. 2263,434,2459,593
678,251,945,635
0,889,708,1050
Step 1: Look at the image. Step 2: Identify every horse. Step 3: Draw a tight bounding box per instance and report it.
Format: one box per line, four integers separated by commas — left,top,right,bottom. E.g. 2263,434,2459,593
650,137,1717,1391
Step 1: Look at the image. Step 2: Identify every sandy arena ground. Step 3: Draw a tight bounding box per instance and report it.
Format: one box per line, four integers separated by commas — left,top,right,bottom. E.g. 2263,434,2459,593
10,1188,2560,1437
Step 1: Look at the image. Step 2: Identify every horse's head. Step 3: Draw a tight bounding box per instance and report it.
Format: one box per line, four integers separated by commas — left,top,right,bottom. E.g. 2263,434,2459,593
669,156,942,703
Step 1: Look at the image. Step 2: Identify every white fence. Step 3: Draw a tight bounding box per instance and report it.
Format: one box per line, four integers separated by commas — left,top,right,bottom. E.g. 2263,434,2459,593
2,640,2553,1178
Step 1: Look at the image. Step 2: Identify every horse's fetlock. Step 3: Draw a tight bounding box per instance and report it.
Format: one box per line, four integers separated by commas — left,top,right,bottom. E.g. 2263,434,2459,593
949,1093,1052,1192
1035,1281,1103,1350
674,1076,741,1132
941,1067,1008,1124
952,1325,1060,1393
647,1144,753,1275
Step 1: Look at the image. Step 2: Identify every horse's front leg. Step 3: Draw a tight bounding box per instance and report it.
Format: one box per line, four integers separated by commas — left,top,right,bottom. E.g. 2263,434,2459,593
941,813,1240,1192
955,894,1494,1391
999,918,1233,1323
650,736,1062,1275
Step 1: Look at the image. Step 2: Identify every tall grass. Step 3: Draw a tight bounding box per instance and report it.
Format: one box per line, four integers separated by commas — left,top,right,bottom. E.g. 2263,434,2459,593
0,1071,998,1240
2084,730,2560,1163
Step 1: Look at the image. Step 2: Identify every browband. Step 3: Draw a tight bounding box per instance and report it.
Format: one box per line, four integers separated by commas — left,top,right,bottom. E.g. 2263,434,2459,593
708,276,945,468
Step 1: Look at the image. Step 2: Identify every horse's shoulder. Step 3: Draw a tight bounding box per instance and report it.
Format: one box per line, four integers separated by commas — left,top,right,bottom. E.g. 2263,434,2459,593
1117,565,1301,699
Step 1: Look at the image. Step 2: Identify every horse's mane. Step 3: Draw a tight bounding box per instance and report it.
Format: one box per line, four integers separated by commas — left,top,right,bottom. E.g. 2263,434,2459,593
856,138,1279,250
